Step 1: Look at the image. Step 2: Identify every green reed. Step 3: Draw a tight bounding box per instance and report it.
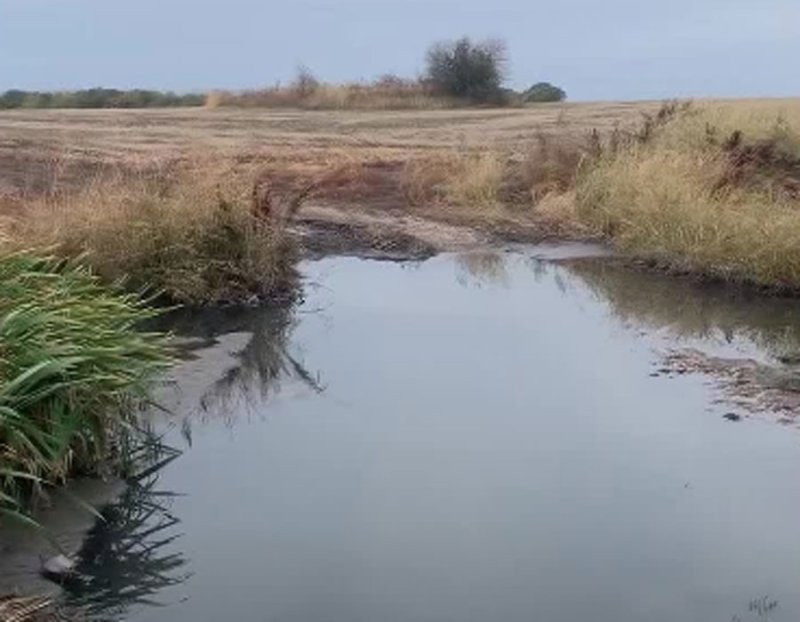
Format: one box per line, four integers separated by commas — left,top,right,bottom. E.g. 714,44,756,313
0,254,173,523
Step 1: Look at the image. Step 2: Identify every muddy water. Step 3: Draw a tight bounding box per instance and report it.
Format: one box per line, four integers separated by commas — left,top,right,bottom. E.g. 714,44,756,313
13,250,800,622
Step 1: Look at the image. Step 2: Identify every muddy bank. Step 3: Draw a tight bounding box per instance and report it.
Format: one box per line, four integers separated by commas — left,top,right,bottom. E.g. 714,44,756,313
657,349,800,420
293,203,593,262
0,480,125,597
295,206,442,261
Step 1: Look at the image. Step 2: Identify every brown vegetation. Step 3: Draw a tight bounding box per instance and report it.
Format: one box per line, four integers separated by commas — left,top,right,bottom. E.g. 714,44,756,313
0,103,646,248
0,102,657,166
715,127,800,199
0,595,57,622
3,99,800,287
577,100,800,289
2,160,303,304
210,76,454,111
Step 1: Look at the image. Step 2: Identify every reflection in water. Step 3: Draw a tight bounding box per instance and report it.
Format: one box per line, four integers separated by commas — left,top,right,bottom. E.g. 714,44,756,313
60,301,326,619
160,303,324,418
63,452,189,620
456,250,800,359
455,250,800,414
566,261,800,358
456,251,574,294
195,310,324,415
456,252,510,288
50,253,800,622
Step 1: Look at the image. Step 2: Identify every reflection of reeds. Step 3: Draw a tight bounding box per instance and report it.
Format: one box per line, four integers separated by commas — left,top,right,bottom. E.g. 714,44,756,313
456,251,509,287
455,251,572,294
201,316,324,415
567,260,800,357
455,250,800,361
158,304,324,419
64,454,189,620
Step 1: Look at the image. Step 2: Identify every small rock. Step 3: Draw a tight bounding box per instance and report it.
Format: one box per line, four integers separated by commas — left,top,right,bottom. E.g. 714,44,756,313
723,412,742,422
41,554,76,581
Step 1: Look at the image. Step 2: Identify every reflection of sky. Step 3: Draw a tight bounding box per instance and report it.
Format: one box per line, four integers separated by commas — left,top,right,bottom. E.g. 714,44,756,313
1,0,798,100
79,253,800,622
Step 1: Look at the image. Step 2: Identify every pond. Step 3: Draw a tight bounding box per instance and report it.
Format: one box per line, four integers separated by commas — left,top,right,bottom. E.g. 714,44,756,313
10,249,800,622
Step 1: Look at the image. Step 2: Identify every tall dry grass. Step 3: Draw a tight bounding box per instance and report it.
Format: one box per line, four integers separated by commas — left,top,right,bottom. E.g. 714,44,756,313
402,151,507,212
401,134,587,223
3,160,302,304
399,99,800,262
445,152,506,208
517,132,585,201
577,101,800,288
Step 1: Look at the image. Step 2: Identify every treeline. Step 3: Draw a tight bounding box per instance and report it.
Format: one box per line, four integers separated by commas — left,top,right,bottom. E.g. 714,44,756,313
215,38,567,110
0,38,566,111
0,88,204,109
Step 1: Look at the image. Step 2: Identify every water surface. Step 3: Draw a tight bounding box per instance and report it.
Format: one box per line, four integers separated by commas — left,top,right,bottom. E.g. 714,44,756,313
57,252,800,621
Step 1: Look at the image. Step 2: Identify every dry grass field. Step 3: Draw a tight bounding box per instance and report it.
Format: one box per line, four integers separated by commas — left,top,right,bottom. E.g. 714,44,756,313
0,102,663,250
0,102,657,191
0,102,657,156
2,98,800,286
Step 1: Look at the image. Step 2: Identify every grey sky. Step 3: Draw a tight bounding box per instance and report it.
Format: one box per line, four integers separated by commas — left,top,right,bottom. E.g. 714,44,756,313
0,0,797,101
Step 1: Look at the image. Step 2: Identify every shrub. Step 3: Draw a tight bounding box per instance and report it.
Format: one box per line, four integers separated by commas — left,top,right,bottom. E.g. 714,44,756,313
425,37,508,103
523,82,566,103
0,254,173,522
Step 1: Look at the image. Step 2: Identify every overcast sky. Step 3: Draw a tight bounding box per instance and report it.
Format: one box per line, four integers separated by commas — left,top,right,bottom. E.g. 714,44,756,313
0,0,797,101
